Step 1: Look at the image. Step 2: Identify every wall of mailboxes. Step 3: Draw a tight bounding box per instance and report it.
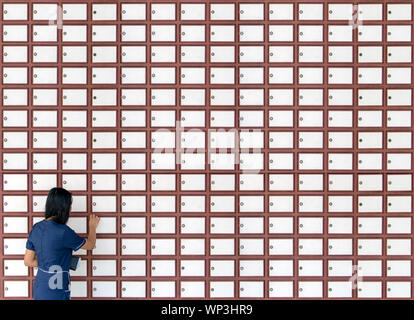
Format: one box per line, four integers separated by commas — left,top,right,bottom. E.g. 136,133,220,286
0,1,413,298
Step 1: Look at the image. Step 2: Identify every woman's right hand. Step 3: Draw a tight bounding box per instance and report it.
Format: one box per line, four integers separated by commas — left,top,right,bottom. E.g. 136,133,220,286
89,214,100,230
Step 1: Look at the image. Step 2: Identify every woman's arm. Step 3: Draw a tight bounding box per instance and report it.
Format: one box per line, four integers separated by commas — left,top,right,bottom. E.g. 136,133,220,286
24,249,38,267
80,214,100,250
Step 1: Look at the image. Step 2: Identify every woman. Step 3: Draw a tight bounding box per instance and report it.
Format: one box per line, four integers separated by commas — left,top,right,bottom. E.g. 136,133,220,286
24,187,100,300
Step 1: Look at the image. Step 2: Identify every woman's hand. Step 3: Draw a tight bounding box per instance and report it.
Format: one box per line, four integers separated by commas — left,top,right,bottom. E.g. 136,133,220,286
80,215,100,251
89,214,100,230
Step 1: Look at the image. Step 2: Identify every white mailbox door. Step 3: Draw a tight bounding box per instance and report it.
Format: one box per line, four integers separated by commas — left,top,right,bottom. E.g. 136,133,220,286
62,111,87,127
239,260,264,277
93,239,117,255
387,218,411,234
269,260,293,277
92,46,117,63
151,217,175,234
328,218,353,234
4,281,29,298
62,47,87,63
151,25,176,42
3,195,28,212
3,46,27,62
3,68,27,84
209,154,234,170
181,196,205,212
151,281,176,298
151,239,175,255
33,111,58,127
299,218,323,234
121,196,146,213
151,196,176,212
92,260,117,276
4,238,27,255
92,196,116,213
181,217,205,234
91,89,117,106
4,260,28,276
210,239,235,255
269,217,293,234
211,217,235,234
3,110,28,127
33,25,57,42
209,281,234,298
95,217,117,234
3,174,28,191
121,281,146,298
210,260,234,277
121,260,146,277
92,26,117,42
3,4,28,20
269,281,293,298
181,111,205,127
122,239,146,256
181,174,205,191
387,261,411,277
181,3,205,20
181,281,205,298
210,196,235,212
121,217,146,234
92,4,117,20
239,281,264,298
298,260,323,277
3,217,28,234
298,239,323,255
181,239,205,255
3,26,28,42
269,239,293,255
298,281,323,298
358,282,382,298
62,4,87,21
328,260,353,277
92,281,117,298
151,260,176,277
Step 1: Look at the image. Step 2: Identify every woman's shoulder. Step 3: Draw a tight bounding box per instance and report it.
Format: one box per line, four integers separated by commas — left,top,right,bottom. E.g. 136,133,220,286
33,220,72,239
29,219,46,236
32,219,46,229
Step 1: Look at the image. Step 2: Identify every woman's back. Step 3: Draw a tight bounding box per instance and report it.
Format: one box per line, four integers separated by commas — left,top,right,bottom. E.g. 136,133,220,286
26,219,85,299
27,220,80,271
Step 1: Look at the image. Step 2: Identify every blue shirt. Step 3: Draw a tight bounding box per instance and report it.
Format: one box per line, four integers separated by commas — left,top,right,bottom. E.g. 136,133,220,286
26,219,86,299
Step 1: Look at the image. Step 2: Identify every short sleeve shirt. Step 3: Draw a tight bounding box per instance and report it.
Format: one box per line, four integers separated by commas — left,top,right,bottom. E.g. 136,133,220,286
26,220,86,274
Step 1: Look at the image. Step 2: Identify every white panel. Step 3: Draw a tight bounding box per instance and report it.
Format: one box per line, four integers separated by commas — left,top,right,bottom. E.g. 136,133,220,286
92,281,117,298
210,281,234,298
4,281,29,298
93,239,117,255
298,281,323,298
122,239,146,255
4,260,28,276
122,260,146,277
3,4,28,20
121,281,146,298
151,281,176,298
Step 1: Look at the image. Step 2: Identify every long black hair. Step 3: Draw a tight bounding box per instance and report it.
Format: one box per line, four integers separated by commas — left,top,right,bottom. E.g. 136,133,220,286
45,187,72,224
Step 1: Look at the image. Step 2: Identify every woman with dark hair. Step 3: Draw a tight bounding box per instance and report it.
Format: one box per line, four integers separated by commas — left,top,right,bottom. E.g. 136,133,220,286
24,187,100,300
